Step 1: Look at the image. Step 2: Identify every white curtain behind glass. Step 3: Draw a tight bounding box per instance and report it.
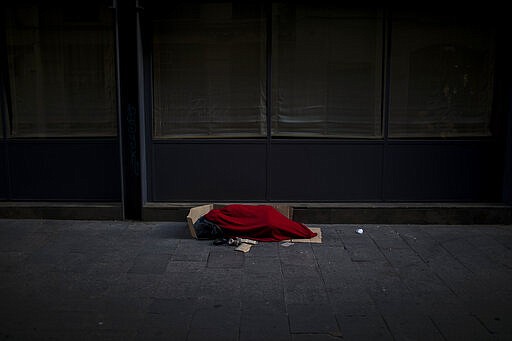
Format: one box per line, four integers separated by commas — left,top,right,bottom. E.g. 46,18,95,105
389,13,495,138
152,3,266,138
272,5,383,138
5,3,116,137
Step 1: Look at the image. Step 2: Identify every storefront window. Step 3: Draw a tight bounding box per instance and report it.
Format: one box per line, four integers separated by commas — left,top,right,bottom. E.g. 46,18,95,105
5,1,116,137
272,5,383,138
152,3,267,138
389,13,495,138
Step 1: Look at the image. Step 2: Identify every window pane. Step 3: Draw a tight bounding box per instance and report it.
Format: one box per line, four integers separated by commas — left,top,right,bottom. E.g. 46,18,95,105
152,3,266,138
389,13,495,138
272,4,383,138
5,2,117,137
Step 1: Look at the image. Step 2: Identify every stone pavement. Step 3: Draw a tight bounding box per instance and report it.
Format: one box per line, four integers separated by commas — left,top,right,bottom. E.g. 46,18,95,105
0,219,511,340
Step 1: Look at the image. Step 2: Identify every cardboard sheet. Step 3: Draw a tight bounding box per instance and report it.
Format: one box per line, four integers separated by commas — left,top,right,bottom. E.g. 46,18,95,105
289,227,322,243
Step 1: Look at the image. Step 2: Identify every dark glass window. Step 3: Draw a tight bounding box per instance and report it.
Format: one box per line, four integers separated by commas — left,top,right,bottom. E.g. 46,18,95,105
389,12,495,138
5,1,116,137
152,3,267,138
272,4,383,138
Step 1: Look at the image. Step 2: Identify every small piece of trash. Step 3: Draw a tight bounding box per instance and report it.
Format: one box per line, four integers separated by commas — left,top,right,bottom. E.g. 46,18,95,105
228,238,241,246
356,228,364,234
281,241,294,247
238,238,258,245
235,243,252,253
228,237,258,247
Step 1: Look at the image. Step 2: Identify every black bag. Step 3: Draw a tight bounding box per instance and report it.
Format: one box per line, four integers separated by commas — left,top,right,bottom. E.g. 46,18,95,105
193,216,224,240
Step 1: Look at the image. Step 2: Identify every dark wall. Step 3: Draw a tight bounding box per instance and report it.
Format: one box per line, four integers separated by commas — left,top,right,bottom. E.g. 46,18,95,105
383,141,503,202
151,141,267,201
150,139,503,202
8,140,121,201
0,142,6,199
270,142,383,201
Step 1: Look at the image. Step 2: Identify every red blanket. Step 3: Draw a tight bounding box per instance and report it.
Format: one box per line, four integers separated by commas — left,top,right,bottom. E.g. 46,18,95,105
204,204,317,242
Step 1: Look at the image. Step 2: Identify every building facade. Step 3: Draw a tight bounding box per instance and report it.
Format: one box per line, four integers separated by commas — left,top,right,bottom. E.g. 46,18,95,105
1,1,511,222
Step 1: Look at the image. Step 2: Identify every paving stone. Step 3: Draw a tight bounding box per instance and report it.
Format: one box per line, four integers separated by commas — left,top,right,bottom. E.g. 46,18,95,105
26,310,98,332
139,238,180,255
26,246,67,266
244,241,280,258
376,302,445,341
137,312,190,341
136,298,196,340
0,219,40,231
399,228,478,293
0,251,29,272
1,219,512,340
312,225,344,246
165,260,206,273
147,222,190,239
187,304,240,341
291,334,342,341
17,271,92,301
187,327,239,341
90,329,139,340
1,231,51,253
429,312,492,340
336,312,393,340
465,231,512,269
369,230,459,306
365,225,410,250
92,311,144,333
243,255,282,274
207,247,245,268
87,251,138,275
279,244,317,267
14,330,94,341
171,239,211,262
155,272,203,299
433,233,507,277
147,297,196,315
196,268,243,300
128,253,170,274
328,294,378,316
311,245,352,271
239,305,290,341
281,263,320,279
337,226,383,262
287,303,340,336
469,305,512,337
104,273,162,298
283,277,330,305
241,271,285,305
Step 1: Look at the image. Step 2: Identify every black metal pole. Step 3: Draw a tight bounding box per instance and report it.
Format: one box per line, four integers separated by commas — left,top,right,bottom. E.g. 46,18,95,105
0,5,12,200
265,2,272,201
114,0,143,219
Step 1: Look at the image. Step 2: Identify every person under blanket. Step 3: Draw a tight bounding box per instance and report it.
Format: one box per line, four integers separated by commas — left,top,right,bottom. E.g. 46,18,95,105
193,204,317,242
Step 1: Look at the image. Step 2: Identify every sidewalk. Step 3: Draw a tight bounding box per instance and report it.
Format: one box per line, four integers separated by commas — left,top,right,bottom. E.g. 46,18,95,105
1,219,511,340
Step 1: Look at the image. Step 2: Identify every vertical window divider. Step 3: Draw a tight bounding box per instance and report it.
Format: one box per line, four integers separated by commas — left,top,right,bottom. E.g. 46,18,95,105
142,5,154,204
265,1,272,202
380,8,392,201
0,13,8,140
